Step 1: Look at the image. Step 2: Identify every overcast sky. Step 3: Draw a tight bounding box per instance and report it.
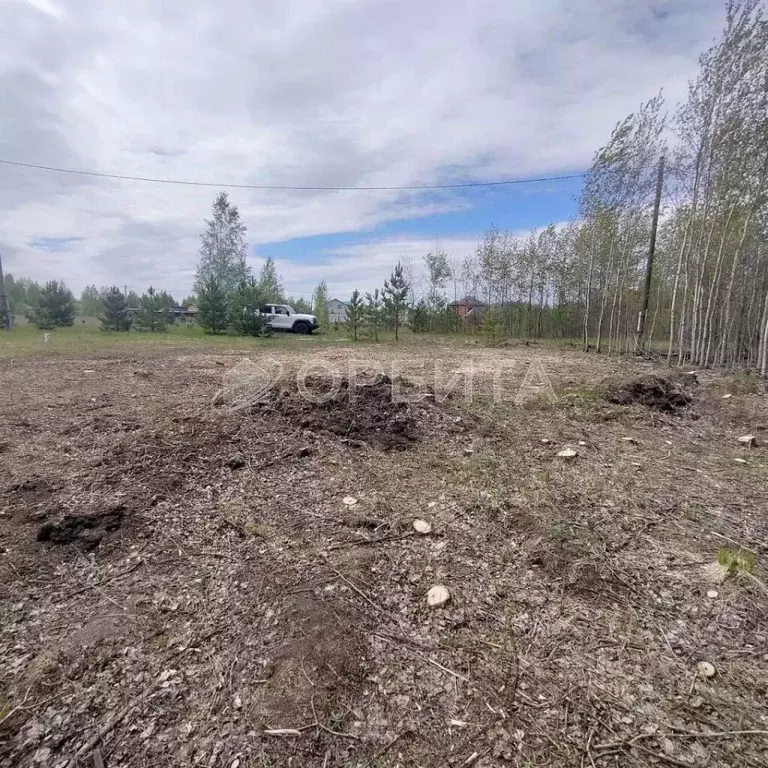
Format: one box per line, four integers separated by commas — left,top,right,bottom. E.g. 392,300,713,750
1,0,725,300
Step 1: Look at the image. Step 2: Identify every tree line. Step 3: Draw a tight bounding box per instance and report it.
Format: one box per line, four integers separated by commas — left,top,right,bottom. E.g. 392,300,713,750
7,1,766,368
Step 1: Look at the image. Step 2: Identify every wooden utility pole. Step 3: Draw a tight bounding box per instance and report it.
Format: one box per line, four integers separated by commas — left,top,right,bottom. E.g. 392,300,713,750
0,249,11,330
636,155,665,352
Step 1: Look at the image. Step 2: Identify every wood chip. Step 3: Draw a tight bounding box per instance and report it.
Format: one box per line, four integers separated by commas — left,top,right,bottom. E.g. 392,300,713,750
264,728,303,736
427,585,450,607
737,435,756,446
697,661,716,678
557,448,577,459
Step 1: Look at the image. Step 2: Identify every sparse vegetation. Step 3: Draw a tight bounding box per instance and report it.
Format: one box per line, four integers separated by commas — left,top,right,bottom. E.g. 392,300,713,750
1,338,766,768
718,547,757,575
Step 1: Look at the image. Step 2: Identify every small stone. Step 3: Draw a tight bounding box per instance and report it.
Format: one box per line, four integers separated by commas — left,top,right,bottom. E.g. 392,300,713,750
426,585,450,607
737,435,756,447
463,447,475,455
622,436,638,443
342,496,358,506
690,695,704,708
234,694,242,709
706,590,718,599
557,448,577,459
722,393,732,399
697,661,716,678
734,458,748,464
413,519,432,534
540,438,551,444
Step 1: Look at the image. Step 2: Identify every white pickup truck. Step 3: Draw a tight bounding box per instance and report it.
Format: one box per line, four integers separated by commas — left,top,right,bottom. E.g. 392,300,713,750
260,304,319,334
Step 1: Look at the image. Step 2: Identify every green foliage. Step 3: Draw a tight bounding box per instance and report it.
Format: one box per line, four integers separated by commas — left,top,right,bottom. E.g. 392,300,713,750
718,548,757,575
549,522,575,543
195,192,251,297
363,289,382,341
5,274,42,317
411,299,428,332
286,296,312,313
26,280,75,329
99,286,131,332
228,280,269,336
79,285,103,316
312,280,330,330
481,307,505,345
424,250,452,331
135,287,168,332
382,262,410,340
258,257,284,302
346,289,364,341
197,277,229,334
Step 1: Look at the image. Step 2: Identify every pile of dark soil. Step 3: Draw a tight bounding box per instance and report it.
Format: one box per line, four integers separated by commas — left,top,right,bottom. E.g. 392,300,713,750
263,373,459,450
605,373,696,413
37,505,125,550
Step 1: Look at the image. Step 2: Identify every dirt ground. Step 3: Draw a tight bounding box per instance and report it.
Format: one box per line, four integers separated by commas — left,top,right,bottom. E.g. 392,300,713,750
1,340,767,768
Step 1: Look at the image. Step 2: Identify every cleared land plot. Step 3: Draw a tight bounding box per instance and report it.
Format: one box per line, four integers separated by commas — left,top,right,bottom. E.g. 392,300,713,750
1,340,767,767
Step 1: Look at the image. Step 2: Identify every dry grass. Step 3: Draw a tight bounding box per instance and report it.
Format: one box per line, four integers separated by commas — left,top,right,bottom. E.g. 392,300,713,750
1,341,766,767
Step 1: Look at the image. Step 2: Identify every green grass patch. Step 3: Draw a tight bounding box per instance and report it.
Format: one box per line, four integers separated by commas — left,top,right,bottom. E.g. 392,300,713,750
718,548,757,575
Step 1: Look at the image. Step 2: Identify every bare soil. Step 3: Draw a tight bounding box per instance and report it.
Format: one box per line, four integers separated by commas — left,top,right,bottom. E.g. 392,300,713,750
1,343,767,768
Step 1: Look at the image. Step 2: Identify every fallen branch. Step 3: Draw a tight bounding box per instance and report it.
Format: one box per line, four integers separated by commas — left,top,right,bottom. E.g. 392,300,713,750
370,729,411,761
330,567,386,614
329,533,415,551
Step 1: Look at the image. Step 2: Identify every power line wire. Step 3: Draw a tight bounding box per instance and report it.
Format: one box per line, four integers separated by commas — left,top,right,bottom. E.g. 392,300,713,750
0,158,586,191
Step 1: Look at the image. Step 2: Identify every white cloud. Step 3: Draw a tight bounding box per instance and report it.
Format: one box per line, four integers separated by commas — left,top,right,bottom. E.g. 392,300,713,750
0,0,725,297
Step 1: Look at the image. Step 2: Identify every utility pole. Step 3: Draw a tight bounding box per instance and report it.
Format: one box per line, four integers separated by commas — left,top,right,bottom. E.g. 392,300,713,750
636,154,665,352
0,249,11,330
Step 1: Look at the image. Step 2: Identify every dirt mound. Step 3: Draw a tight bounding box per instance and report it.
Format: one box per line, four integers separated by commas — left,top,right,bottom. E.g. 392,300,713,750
263,373,458,450
37,505,125,550
605,373,696,412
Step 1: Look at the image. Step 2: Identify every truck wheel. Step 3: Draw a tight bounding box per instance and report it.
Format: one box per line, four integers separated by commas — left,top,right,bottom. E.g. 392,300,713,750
293,321,310,334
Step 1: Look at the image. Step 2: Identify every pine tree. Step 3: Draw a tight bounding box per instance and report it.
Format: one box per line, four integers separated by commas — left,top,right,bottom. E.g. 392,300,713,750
312,280,330,330
26,280,75,330
195,192,250,297
258,257,284,302
136,287,168,332
228,280,269,336
383,262,410,340
363,289,382,341
412,299,429,332
346,289,364,341
197,277,229,334
99,287,131,331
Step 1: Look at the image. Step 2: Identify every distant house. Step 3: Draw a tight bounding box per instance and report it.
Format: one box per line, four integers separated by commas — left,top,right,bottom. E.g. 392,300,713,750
170,305,199,318
448,296,485,321
328,298,348,324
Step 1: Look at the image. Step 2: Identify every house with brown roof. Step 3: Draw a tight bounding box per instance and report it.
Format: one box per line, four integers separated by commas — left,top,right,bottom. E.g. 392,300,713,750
448,296,485,322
